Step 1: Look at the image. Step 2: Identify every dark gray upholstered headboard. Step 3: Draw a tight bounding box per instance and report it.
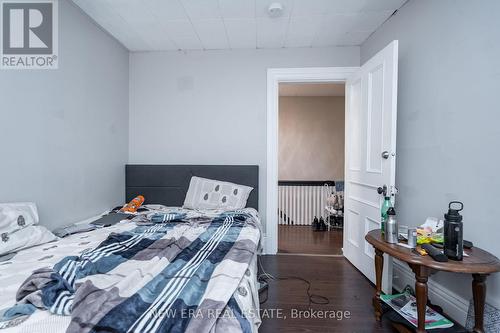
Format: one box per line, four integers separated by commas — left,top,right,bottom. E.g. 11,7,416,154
125,165,259,210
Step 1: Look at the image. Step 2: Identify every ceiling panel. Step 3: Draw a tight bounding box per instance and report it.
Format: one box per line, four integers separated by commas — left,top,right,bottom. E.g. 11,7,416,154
343,11,393,31
163,20,202,50
361,0,407,12
256,17,288,49
147,0,188,21
192,19,229,50
284,16,322,48
72,0,408,52
224,18,257,49
106,0,178,51
180,0,221,19
219,0,255,19
291,0,376,17
73,0,151,51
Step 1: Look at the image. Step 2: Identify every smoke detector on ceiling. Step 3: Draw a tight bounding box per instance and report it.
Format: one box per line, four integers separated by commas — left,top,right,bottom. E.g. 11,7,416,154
268,2,284,18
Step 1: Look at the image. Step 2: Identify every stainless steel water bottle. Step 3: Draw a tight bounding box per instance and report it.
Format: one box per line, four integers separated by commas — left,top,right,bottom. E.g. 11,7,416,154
385,207,398,244
443,201,464,261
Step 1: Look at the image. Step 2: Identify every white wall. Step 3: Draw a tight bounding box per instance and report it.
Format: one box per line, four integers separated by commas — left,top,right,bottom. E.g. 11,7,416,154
129,47,359,232
361,0,500,318
0,0,129,230
279,96,345,181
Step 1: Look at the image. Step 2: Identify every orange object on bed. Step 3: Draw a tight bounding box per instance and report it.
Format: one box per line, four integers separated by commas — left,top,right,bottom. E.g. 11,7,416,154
120,195,145,213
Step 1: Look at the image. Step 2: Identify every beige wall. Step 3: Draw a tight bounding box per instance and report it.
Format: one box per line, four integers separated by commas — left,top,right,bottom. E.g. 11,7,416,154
279,96,345,181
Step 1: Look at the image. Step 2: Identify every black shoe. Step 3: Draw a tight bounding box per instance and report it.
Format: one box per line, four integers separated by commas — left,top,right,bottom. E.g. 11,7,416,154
312,216,319,231
319,217,327,231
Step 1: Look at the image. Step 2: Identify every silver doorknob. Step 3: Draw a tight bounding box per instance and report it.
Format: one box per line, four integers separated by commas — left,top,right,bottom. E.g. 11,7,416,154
381,151,390,159
377,185,387,196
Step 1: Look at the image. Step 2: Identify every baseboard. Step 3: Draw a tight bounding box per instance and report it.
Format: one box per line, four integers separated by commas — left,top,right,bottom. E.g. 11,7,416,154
392,259,470,326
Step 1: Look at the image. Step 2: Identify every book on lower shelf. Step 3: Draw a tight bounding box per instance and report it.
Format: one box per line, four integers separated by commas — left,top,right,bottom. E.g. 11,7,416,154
381,293,454,330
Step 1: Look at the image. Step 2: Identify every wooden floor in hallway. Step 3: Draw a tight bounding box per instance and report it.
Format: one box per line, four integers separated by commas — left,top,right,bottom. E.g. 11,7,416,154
259,255,394,333
278,225,344,255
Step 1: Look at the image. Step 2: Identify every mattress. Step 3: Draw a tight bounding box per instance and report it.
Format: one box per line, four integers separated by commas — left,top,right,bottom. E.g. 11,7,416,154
0,207,262,333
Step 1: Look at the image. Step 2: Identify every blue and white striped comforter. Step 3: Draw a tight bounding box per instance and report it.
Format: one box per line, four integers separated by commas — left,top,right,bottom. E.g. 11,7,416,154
10,208,261,333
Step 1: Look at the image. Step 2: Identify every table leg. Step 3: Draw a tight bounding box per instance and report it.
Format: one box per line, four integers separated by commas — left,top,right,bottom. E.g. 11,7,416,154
410,265,429,333
372,248,384,321
472,274,487,333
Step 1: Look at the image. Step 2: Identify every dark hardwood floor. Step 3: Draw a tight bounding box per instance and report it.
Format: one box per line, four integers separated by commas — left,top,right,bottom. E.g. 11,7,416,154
278,225,344,255
259,255,394,333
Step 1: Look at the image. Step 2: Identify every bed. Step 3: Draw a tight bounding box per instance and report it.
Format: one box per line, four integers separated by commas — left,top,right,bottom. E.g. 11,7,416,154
0,165,261,333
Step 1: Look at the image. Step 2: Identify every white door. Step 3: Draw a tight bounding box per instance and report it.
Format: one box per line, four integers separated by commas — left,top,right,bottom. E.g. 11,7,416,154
343,41,398,293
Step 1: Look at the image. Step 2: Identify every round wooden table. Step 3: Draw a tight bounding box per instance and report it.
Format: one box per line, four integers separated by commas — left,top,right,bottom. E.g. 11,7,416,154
365,229,500,333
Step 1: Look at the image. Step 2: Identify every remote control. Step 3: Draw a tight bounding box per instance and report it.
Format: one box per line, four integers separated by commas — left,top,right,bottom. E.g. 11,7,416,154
421,244,448,262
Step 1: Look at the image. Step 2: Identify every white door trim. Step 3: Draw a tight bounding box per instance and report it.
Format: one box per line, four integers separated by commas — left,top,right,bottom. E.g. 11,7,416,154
265,67,359,254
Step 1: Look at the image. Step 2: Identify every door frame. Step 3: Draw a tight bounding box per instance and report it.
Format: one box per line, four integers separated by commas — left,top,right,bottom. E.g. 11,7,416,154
266,67,359,254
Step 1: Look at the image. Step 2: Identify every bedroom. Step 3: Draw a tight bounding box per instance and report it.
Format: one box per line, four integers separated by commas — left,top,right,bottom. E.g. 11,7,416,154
1,0,500,332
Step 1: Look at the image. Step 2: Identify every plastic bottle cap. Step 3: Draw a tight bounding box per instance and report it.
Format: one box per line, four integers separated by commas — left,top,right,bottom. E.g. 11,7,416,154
445,201,463,222
387,207,396,215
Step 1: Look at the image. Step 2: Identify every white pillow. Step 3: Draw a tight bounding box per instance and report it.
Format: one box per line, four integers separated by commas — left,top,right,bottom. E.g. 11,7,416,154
0,202,39,236
183,176,253,211
0,225,57,256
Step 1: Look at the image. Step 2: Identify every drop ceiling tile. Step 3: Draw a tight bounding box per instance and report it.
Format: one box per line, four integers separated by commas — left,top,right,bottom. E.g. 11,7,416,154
218,0,255,19
146,0,188,20
346,11,392,31
191,19,229,49
224,18,256,49
163,20,198,38
173,37,204,50
103,0,147,28
180,0,221,19
104,0,178,51
292,0,368,17
312,26,372,47
315,15,347,35
320,11,391,34
100,19,151,51
74,0,152,51
291,0,327,16
284,16,322,47
256,17,288,48
72,0,405,51
163,20,202,50
361,0,407,12
255,0,294,18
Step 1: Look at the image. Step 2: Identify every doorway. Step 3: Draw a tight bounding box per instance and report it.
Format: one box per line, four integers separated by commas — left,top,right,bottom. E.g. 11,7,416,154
277,82,345,255
265,67,358,257
266,40,399,294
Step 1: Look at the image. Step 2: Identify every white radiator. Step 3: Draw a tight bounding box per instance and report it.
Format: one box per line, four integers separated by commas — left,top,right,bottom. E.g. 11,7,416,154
278,183,329,225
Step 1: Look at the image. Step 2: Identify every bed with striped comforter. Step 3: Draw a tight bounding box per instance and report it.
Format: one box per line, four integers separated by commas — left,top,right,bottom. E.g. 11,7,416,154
4,207,262,333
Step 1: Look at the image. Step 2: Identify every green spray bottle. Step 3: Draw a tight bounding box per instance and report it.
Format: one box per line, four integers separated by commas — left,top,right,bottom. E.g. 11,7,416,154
381,196,392,237
378,185,393,237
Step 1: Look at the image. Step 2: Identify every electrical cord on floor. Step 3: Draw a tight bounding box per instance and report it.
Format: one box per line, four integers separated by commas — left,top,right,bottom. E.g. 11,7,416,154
257,256,329,306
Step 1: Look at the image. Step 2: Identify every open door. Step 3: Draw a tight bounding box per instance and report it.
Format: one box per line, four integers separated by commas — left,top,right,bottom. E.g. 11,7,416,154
343,41,398,293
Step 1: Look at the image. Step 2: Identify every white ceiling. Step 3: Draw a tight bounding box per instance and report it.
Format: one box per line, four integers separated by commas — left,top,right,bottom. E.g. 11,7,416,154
72,0,407,52
280,83,345,97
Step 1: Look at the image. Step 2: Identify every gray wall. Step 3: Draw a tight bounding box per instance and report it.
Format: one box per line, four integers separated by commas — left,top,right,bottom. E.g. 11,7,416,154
0,0,129,230
361,0,500,311
129,47,359,232
279,96,345,181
